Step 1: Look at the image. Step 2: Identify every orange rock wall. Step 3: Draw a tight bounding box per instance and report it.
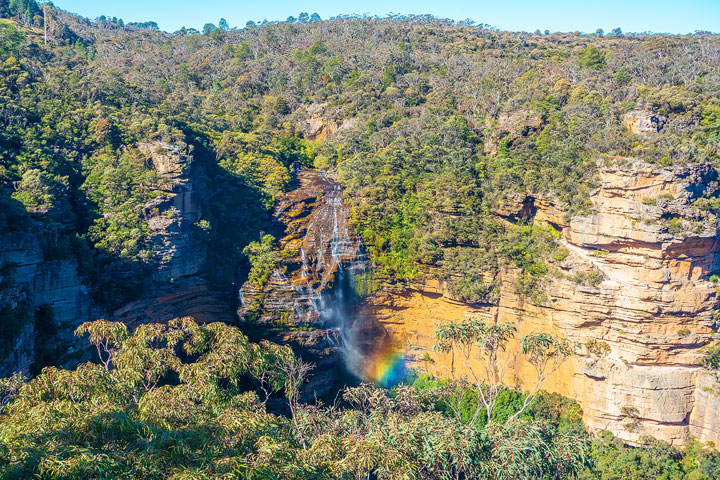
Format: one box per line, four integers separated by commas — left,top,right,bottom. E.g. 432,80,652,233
361,159,720,447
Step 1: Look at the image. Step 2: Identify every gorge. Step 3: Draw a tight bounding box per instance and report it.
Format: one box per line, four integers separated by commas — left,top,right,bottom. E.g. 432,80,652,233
3,132,720,449
2,3,720,476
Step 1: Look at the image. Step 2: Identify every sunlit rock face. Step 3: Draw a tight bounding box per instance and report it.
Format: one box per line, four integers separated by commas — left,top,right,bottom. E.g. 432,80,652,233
299,103,358,141
238,170,369,325
622,109,667,135
360,158,720,447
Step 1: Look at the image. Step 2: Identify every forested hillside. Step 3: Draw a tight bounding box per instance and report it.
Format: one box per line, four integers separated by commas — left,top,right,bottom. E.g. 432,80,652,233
1,1,720,478
2,2,719,303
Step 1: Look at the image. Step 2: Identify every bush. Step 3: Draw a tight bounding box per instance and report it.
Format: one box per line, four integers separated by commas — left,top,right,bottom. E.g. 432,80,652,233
11,168,68,212
579,46,606,70
571,270,603,288
699,344,720,370
242,234,281,289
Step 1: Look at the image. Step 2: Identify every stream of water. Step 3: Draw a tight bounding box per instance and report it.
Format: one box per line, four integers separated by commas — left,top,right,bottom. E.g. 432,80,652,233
307,176,406,387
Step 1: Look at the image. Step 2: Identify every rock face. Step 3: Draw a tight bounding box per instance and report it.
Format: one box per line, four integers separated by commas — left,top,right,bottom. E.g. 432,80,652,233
300,103,358,141
0,141,235,376
0,229,99,376
238,169,370,398
116,142,236,329
138,142,205,284
484,110,543,155
622,110,667,135
238,170,368,325
359,158,720,447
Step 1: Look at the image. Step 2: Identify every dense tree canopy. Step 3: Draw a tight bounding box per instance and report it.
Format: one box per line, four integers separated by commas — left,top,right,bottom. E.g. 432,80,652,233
1,317,719,479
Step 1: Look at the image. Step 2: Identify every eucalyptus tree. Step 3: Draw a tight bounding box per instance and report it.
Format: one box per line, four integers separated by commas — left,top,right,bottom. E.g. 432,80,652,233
434,317,576,425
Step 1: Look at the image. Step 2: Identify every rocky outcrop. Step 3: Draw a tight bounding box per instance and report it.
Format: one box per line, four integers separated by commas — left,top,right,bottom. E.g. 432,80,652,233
622,110,667,135
360,157,720,447
110,142,235,328
300,103,358,141
484,110,543,155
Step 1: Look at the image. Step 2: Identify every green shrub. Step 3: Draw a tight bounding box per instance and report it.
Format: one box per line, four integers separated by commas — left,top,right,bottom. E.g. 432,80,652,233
572,270,604,288
642,197,657,206
699,344,720,370
579,46,606,70
242,234,281,289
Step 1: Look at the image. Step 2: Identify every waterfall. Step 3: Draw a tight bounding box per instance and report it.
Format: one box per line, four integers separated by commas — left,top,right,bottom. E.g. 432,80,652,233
238,169,406,387
300,247,309,279
315,265,406,387
310,179,406,386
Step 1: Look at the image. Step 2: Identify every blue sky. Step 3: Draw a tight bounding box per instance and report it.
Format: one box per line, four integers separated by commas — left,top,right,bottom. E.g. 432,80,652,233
53,0,719,34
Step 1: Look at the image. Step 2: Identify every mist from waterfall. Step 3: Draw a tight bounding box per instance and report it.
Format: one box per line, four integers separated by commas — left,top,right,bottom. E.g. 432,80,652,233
309,183,406,387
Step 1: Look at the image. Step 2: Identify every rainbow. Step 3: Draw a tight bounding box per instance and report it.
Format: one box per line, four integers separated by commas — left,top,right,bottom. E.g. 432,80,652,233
364,346,407,387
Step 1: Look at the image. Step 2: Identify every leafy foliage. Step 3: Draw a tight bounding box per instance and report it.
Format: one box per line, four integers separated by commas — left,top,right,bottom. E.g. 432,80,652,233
434,317,576,424
2,317,719,478
0,317,590,479
698,343,720,370
578,432,720,480
243,234,283,288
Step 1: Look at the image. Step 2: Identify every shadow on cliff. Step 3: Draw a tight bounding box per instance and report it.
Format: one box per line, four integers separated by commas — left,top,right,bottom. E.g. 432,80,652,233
180,128,286,306
0,189,136,375
0,128,293,375
69,179,153,311
0,193,33,363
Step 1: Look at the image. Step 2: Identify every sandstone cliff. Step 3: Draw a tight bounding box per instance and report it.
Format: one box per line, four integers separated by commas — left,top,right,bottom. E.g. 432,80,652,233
359,157,720,446
0,141,234,376
115,142,235,329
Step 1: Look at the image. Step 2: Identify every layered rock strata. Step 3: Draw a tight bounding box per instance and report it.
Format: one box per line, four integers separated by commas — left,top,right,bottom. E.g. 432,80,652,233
238,169,368,326
360,158,720,446
238,169,370,398
118,142,235,329
0,142,234,375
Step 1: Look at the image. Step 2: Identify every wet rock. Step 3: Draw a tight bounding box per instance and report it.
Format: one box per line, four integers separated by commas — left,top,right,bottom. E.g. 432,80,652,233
239,170,368,326
238,169,372,396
